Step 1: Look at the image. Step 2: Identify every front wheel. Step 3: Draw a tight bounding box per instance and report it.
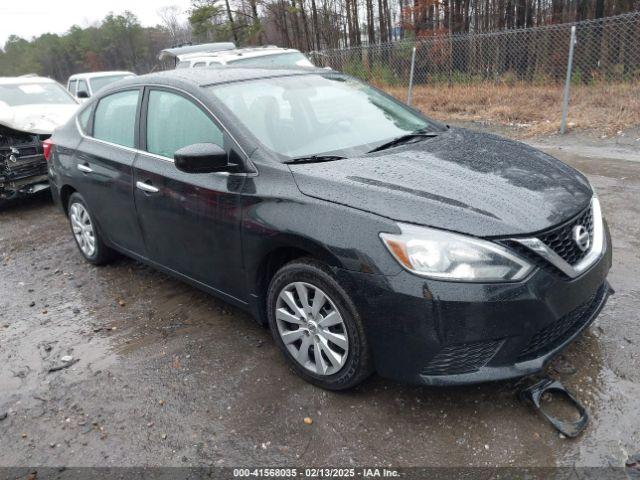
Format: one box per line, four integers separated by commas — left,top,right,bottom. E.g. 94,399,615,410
267,258,373,390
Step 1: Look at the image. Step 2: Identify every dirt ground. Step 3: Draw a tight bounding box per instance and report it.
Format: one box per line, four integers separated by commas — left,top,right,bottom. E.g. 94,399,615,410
0,140,639,470
385,82,640,138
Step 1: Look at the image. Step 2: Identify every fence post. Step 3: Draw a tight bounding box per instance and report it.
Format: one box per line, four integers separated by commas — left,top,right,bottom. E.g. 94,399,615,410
407,46,417,106
560,25,577,134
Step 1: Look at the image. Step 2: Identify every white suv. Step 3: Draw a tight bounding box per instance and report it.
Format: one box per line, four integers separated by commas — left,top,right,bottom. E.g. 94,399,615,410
175,46,315,69
67,71,135,100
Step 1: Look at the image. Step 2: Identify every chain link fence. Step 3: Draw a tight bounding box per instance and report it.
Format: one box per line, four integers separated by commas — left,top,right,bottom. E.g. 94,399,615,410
309,12,640,136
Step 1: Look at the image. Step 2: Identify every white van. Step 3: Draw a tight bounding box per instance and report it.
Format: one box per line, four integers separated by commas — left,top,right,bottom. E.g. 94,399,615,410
66,71,135,100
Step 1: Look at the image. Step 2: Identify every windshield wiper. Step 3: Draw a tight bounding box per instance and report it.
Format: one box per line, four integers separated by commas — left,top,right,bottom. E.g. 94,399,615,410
285,155,347,165
367,129,440,154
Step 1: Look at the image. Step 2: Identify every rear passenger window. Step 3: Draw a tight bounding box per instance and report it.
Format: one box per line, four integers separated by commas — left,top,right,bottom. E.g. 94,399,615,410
193,62,206,68
68,79,77,94
93,90,139,148
146,90,223,159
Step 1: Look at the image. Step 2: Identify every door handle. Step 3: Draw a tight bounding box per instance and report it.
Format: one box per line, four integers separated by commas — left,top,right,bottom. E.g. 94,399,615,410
77,163,93,173
136,181,159,193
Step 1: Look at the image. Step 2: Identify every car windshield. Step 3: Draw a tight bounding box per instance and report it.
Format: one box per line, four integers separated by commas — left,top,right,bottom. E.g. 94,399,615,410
89,75,131,93
0,82,76,106
227,52,314,68
208,74,439,159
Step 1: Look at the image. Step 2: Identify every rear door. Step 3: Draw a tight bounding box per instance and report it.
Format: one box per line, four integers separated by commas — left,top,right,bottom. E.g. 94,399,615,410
133,87,246,300
72,88,146,255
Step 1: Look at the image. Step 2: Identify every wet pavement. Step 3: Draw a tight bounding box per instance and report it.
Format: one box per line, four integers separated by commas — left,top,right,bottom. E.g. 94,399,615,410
0,147,638,468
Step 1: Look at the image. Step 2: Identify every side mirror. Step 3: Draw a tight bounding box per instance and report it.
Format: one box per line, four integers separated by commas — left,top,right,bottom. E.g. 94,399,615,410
77,90,89,99
174,143,233,174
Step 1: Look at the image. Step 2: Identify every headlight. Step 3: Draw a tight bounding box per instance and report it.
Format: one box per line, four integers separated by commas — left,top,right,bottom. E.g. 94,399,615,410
380,223,533,282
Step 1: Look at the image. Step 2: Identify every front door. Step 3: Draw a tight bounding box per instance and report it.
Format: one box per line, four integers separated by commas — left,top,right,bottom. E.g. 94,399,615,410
133,88,246,302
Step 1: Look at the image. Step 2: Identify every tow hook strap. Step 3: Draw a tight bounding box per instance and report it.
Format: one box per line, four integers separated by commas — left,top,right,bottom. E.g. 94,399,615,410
519,377,589,438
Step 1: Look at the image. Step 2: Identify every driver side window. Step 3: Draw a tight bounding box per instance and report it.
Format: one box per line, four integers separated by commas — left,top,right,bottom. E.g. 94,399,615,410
146,90,224,159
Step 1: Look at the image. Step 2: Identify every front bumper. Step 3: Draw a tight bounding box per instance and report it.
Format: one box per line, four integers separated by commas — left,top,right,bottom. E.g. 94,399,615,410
336,227,612,386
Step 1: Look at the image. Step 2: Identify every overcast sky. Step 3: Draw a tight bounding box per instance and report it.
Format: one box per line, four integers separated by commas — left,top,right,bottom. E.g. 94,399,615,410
1,1,192,47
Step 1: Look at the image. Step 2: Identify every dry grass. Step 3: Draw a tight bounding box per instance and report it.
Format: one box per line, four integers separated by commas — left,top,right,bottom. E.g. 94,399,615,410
383,82,640,138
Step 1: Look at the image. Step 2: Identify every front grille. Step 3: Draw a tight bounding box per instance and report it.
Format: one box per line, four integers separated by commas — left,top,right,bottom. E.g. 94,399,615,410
17,146,38,157
518,284,606,361
499,204,594,276
422,339,503,376
0,135,41,159
1,145,39,157
502,240,558,275
1,134,46,184
538,205,594,266
0,154,47,182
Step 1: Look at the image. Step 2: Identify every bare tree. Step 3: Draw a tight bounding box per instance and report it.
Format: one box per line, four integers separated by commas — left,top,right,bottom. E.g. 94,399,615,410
158,5,191,44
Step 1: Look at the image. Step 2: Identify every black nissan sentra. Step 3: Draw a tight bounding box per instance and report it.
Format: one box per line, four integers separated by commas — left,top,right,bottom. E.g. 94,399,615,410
48,68,612,390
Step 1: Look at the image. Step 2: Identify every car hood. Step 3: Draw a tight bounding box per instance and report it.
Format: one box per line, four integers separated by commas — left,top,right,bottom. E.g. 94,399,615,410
0,104,78,135
289,128,593,237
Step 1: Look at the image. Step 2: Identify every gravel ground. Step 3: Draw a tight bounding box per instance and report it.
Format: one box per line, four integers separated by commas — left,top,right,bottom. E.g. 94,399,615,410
0,145,638,469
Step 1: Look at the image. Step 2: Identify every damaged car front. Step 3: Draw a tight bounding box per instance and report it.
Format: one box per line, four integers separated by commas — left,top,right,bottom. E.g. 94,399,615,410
0,76,78,200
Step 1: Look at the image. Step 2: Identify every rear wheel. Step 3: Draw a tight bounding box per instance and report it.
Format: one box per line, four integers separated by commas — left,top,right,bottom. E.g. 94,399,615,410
267,258,373,390
67,192,114,265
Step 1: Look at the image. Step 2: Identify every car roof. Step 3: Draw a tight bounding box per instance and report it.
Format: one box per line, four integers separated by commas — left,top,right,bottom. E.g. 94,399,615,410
159,42,237,61
180,47,304,62
112,66,331,90
0,75,57,85
68,71,135,81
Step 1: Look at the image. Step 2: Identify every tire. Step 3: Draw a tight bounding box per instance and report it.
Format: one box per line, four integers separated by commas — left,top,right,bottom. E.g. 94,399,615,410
67,192,114,265
267,258,374,390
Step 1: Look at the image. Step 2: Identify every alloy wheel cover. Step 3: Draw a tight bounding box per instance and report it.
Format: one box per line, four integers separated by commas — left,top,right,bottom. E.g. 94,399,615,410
275,282,349,376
